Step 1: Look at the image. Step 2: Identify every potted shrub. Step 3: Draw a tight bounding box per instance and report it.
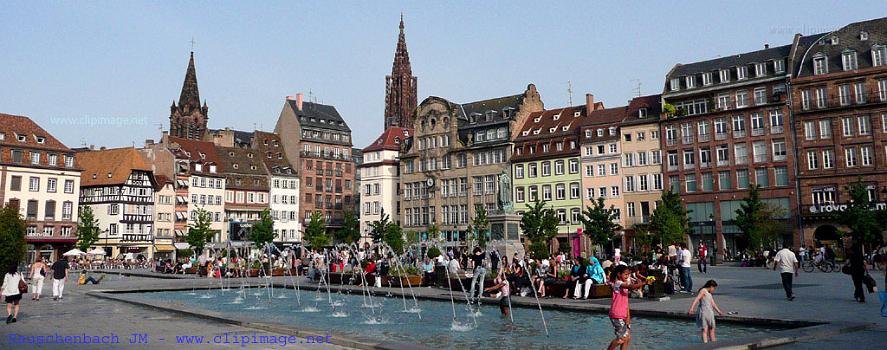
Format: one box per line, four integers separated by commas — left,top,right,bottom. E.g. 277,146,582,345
389,265,422,287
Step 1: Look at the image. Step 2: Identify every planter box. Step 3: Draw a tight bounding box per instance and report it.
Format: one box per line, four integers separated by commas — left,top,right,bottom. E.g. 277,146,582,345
387,275,422,287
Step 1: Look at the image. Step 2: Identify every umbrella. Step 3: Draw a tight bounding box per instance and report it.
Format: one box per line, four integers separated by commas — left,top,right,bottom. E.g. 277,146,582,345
63,248,86,256
87,248,106,256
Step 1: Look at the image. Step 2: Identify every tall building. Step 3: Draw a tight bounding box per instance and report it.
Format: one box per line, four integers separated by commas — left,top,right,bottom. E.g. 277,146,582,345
76,147,157,259
661,43,796,258
512,103,594,256
399,85,543,245
215,146,270,241
619,95,665,251
360,127,410,241
0,113,80,263
152,175,176,259
169,52,208,140
790,18,887,246
275,95,354,233
579,101,628,251
253,131,301,245
384,15,418,130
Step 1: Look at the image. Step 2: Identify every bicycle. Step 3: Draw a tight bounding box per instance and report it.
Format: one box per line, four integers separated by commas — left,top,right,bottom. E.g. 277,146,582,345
801,259,835,273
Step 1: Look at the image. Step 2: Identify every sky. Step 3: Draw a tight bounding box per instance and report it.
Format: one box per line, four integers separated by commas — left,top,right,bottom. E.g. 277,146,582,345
0,1,881,149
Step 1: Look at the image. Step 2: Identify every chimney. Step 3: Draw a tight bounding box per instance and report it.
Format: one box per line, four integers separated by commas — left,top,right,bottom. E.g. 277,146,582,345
764,43,770,49
145,139,155,146
585,94,595,115
296,93,304,111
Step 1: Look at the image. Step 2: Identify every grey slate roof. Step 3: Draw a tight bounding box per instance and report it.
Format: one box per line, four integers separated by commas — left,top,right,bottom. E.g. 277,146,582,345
794,17,886,77
289,100,351,132
669,44,792,78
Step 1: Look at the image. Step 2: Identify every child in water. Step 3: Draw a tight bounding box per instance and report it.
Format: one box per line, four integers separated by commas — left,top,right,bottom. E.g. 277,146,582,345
607,265,653,350
484,272,511,317
687,280,725,343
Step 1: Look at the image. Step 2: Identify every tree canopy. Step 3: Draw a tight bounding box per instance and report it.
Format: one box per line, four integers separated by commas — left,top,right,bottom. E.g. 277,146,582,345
249,208,276,248
186,207,213,253
836,179,884,244
520,200,559,256
469,204,490,248
335,210,361,244
734,185,785,250
304,212,329,248
580,197,623,254
76,205,100,251
648,189,690,246
0,205,27,270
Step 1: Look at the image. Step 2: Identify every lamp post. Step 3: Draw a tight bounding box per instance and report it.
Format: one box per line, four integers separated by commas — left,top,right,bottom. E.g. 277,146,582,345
708,213,716,266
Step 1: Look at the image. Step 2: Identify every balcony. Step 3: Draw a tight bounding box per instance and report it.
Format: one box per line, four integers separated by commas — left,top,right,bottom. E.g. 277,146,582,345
682,135,695,145
751,128,765,136
667,164,678,171
683,163,696,170
733,130,746,138
771,125,784,134
122,214,153,223
698,133,711,142
735,156,748,165
753,155,767,163
715,132,727,141
700,162,711,169
716,159,729,167
799,89,886,113
121,234,152,242
666,138,677,146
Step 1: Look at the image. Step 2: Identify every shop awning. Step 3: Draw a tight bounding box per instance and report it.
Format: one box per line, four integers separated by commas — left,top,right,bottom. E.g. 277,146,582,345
174,242,191,250
154,244,176,252
176,179,189,187
174,229,186,236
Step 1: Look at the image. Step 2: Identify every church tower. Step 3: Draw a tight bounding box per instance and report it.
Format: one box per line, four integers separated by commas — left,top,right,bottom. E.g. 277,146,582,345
169,52,208,140
384,14,418,130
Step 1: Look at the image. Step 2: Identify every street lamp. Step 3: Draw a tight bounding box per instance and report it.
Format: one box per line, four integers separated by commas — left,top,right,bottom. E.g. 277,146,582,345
708,213,716,266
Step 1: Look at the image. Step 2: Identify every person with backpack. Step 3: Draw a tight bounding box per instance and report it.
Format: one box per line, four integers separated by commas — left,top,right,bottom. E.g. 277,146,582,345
2,264,26,324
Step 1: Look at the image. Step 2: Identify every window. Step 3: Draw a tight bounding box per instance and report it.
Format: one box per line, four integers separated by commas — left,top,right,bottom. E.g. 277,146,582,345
755,62,767,77
769,110,784,133
569,159,579,174
610,163,619,175
845,147,857,167
29,177,39,192
807,151,819,170
64,180,74,193
685,174,697,193
570,183,580,199
753,141,767,163
842,50,858,71
515,165,524,179
683,150,695,168
858,116,871,135
701,173,714,192
699,148,711,167
755,168,769,187
625,176,635,192
571,208,581,224
48,154,57,166
736,169,749,189
823,149,834,169
556,184,565,200
751,113,764,132
874,45,887,67
754,88,767,105
813,54,828,75
47,178,57,193
815,87,827,108
670,78,680,91
639,174,649,191
718,171,732,190
774,167,788,187
842,117,854,136
30,151,40,165
854,82,866,104
62,201,73,221
10,176,21,191
685,76,696,89
735,91,748,108
812,187,836,206
597,164,606,176
880,80,887,102
839,84,851,105
718,94,732,109
719,69,730,83
542,185,552,201
861,146,872,166
734,143,748,164
529,186,538,202
611,186,620,198
819,119,832,139
732,115,746,137
801,89,812,110
653,174,663,190
702,72,713,86
804,121,816,140
774,59,785,73
714,118,727,137
652,150,661,164
716,145,729,165
554,160,564,175
541,161,551,176
736,66,748,80
528,163,537,177
627,202,636,217
772,140,787,161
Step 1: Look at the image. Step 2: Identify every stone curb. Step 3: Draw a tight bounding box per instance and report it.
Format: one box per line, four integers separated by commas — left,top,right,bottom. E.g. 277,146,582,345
674,322,874,350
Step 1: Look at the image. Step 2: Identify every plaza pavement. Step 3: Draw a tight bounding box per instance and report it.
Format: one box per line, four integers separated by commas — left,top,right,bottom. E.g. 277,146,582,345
2,265,884,349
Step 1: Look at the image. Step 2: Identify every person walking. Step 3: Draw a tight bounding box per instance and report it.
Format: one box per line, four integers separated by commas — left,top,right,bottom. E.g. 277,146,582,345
679,243,693,293
687,280,725,343
848,242,867,303
697,243,708,274
773,244,799,301
30,258,47,301
51,257,69,301
2,264,25,324
468,247,487,302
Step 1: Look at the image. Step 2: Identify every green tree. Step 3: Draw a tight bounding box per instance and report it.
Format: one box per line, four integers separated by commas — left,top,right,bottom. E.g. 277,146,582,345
0,205,27,270
186,208,213,254
335,211,361,244
368,208,393,243
469,204,490,248
383,222,405,254
581,197,623,255
648,189,691,246
249,208,276,249
837,179,883,243
520,200,559,257
734,185,786,250
76,205,101,252
303,212,329,248
427,224,441,242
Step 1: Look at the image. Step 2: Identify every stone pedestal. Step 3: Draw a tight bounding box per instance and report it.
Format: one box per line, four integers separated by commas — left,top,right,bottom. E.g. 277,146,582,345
488,213,525,260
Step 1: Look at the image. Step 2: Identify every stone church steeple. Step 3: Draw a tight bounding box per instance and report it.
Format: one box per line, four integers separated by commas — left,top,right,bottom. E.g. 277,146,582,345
169,51,208,140
384,14,417,130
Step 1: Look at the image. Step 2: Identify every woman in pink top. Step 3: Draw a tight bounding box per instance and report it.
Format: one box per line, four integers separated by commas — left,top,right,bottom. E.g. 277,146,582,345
607,265,652,350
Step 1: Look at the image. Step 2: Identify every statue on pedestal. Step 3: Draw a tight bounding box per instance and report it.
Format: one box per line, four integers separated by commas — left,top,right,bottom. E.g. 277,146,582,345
497,171,513,213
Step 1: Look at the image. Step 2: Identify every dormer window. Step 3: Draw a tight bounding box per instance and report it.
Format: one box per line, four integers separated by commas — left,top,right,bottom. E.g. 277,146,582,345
608,127,616,136
702,72,713,86
736,66,748,80
685,76,696,89
556,142,563,151
0,133,5,140
549,127,556,133
533,129,541,135
233,164,239,169
813,53,828,75
209,165,217,173
16,133,26,142
573,111,581,117
199,152,206,159
585,130,592,138
309,118,316,122
503,107,516,119
35,136,45,144
522,130,530,136
873,45,887,67
266,152,272,158
542,144,549,152
842,50,858,71
597,129,604,137
773,59,785,73
638,108,648,118
755,62,767,77
860,31,869,41
277,153,283,159
229,151,235,157
195,164,203,172
247,153,254,158
830,36,839,45
250,165,257,170
553,114,560,121
669,78,680,91
719,69,730,83
562,126,569,131
485,111,495,121
533,116,541,123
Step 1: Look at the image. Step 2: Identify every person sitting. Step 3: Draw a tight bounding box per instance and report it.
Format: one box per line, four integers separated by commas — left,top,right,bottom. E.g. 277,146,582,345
78,270,104,285
421,257,435,287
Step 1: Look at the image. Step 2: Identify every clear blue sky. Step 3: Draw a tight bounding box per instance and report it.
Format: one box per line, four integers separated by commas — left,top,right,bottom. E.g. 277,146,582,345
0,1,880,149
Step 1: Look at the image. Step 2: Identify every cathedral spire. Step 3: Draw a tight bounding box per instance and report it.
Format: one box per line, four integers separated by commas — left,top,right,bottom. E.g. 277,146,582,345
178,51,201,111
384,14,417,130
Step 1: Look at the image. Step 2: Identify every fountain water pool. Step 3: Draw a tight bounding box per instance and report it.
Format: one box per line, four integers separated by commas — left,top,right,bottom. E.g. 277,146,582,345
134,288,788,349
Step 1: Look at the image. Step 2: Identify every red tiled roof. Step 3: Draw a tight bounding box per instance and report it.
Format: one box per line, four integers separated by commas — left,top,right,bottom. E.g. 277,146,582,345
0,113,71,152
363,127,412,152
77,147,152,187
168,136,220,164
515,105,590,141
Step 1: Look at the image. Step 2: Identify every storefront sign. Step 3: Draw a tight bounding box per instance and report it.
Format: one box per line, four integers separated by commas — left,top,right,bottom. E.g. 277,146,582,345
809,202,887,213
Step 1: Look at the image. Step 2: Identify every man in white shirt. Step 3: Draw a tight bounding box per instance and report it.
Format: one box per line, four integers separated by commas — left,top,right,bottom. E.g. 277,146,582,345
773,244,799,301
679,243,693,292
